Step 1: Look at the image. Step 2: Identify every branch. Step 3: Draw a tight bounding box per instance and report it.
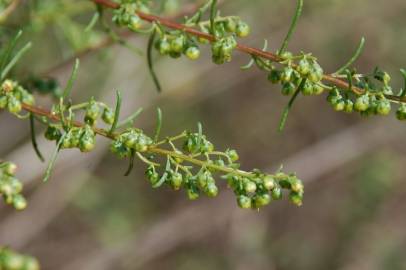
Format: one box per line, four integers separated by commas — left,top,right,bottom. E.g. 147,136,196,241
90,0,406,104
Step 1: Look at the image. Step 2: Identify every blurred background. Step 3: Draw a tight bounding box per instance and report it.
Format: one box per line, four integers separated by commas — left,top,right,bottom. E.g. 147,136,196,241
1,0,406,269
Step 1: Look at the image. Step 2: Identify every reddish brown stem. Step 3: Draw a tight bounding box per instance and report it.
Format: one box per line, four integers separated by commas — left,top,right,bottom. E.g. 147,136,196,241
91,0,406,103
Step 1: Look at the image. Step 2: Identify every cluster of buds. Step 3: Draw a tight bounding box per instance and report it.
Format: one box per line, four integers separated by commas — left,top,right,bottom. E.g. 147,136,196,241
144,131,303,209
327,88,391,116
0,162,27,210
0,80,34,114
324,69,406,120
228,171,304,209
155,32,201,60
0,247,39,270
112,0,150,31
111,128,154,158
204,17,250,64
268,53,324,96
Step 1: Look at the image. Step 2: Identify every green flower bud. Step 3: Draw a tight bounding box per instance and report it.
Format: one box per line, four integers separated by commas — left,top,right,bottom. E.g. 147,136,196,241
197,172,208,189
289,192,303,206
308,61,323,83
236,21,250,37
301,81,314,96
135,134,151,152
396,104,406,120
268,69,281,84
0,95,7,108
170,35,185,53
237,195,252,209
244,179,257,193
280,66,294,83
313,84,324,95
156,37,171,55
21,90,35,105
224,18,237,32
185,46,200,60
226,149,239,162
146,167,159,186
7,95,22,114
281,82,296,96
354,94,370,112
263,175,276,191
102,108,115,125
187,188,200,200
85,98,100,125
376,99,391,115
170,172,183,190
128,14,142,30
344,99,354,113
297,58,311,75
333,99,345,111
13,194,27,210
254,193,271,208
45,126,62,141
271,186,282,200
10,177,23,193
2,79,15,92
290,179,304,194
3,162,17,175
205,182,219,197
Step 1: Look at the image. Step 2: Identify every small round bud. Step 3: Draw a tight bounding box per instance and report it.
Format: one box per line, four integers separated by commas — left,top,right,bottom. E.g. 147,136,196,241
254,193,271,208
244,180,257,194
281,82,296,96
3,162,17,175
354,94,370,112
7,96,22,114
344,99,354,113
102,108,115,125
268,69,281,84
333,99,345,111
396,104,406,120
13,194,27,210
263,175,276,191
170,35,185,53
377,99,391,116
237,195,252,209
128,15,142,30
187,188,200,200
297,58,311,75
271,186,282,200
224,18,237,32
226,149,239,162
185,46,200,60
205,182,219,197
289,192,303,206
236,21,250,37
170,172,183,190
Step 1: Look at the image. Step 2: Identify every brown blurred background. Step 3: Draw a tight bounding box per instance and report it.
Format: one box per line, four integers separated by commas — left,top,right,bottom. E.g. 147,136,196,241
1,0,406,269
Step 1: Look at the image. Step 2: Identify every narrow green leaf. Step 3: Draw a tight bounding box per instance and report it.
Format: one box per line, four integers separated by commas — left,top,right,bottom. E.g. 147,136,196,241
62,58,80,99
147,29,162,92
154,107,162,142
109,90,122,134
43,133,67,182
335,37,366,75
278,0,303,55
1,42,32,80
279,79,306,132
29,114,45,162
